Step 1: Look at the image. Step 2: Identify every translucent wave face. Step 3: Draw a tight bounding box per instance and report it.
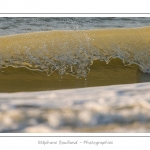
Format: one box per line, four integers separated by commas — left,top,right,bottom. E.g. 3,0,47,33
0,26,150,78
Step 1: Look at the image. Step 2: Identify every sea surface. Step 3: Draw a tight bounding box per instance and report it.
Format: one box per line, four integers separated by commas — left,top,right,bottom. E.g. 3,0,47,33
0,17,150,132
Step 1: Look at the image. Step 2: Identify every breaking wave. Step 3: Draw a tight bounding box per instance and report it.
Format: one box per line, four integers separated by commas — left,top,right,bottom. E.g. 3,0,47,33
0,26,150,77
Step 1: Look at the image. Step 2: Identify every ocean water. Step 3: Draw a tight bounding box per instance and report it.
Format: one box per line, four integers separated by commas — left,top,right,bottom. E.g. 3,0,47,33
0,17,150,132
0,17,150,92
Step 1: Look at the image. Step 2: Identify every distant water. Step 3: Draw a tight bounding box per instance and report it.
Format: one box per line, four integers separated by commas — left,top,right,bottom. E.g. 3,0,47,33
0,17,150,92
1,17,150,36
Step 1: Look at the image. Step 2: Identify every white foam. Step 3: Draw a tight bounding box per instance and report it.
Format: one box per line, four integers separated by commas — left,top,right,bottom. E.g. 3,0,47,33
0,82,150,132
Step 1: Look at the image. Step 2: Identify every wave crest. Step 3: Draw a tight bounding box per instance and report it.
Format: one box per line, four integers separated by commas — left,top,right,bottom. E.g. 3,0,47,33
0,27,150,77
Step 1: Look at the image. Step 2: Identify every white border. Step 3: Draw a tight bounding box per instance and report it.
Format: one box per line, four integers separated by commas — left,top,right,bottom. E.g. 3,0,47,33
1,0,150,149
0,0,150,14
0,14,150,17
